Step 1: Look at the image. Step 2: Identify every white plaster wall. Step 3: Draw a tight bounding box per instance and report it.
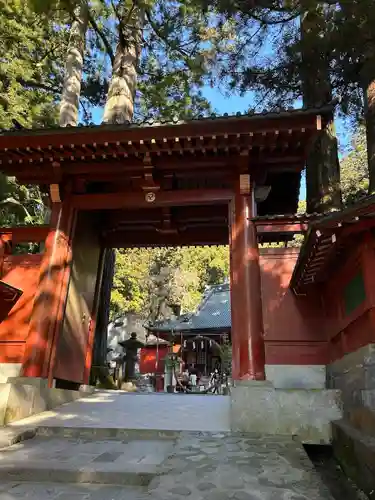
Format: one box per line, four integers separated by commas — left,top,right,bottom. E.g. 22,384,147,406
0,363,22,383
265,364,326,389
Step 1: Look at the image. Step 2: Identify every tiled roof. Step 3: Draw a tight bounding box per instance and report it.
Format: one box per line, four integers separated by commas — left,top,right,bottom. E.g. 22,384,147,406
148,283,231,333
256,194,375,227
291,194,375,292
0,103,335,136
252,213,321,221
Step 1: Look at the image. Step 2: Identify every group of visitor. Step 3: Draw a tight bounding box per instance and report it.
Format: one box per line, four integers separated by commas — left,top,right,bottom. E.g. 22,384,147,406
178,364,200,392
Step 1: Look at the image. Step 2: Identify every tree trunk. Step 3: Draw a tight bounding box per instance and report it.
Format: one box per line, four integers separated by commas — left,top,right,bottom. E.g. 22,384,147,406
364,83,375,194
96,3,144,372
92,248,116,368
102,2,144,124
59,1,88,127
337,0,375,195
301,6,342,213
360,36,375,195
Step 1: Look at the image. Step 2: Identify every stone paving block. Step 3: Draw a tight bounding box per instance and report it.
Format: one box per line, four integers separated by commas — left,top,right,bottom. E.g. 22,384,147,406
149,434,334,500
0,482,60,498
92,451,123,463
55,494,90,500
0,483,148,500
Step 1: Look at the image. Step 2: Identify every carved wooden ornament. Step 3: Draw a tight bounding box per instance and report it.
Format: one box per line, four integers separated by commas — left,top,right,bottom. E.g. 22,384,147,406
145,192,156,203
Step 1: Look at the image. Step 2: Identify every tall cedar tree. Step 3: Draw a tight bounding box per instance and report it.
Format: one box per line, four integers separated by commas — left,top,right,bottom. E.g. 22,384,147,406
59,0,89,127
199,0,375,205
300,3,341,212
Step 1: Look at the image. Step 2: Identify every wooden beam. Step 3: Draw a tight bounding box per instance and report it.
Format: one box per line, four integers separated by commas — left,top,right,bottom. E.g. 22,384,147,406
103,226,229,248
71,189,233,210
0,226,50,244
3,151,305,175
106,205,228,228
256,222,308,234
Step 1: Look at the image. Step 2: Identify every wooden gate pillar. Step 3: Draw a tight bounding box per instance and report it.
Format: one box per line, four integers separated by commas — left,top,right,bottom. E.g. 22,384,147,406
229,173,265,380
22,200,75,380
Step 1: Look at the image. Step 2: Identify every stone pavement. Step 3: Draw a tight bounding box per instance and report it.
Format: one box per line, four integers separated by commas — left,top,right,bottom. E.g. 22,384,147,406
0,391,336,499
0,432,334,499
6,391,231,433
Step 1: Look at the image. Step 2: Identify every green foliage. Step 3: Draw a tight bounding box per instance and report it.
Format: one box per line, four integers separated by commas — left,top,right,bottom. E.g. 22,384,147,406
221,341,232,375
202,1,375,119
0,176,48,226
111,246,229,322
0,0,67,130
340,128,369,205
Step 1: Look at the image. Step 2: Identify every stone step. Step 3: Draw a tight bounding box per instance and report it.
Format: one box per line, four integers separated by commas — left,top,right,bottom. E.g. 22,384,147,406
0,431,336,499
0,435,176,486
35,425,183,441
0,482,148,500
34,425,299,441
0,466,155,487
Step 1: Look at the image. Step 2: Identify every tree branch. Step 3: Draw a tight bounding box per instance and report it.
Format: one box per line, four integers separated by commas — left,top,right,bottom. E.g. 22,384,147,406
88,10,115,65
249,11,299,24
144,9,190,59
0,71,61,95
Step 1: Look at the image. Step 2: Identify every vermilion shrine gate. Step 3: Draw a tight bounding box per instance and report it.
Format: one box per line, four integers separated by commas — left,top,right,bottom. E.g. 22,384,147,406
2,106,375,495
0,106,358,387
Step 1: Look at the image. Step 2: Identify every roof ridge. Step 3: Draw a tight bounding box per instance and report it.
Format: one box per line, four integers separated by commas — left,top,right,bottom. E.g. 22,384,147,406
0,103,335,136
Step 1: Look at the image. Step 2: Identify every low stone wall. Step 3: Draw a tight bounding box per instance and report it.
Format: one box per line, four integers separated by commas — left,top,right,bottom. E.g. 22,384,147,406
327,344,375,436
332,420,375,499
265,364,326,389
327,344,375,496
230,381,342,444
0,377,95,426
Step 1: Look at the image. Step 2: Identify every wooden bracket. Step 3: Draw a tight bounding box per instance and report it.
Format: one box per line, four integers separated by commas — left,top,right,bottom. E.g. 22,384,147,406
316,115,322,131
156,208,178,235
52,161,62,182
141,155,160,192
239,174,251,195
50,184,61,203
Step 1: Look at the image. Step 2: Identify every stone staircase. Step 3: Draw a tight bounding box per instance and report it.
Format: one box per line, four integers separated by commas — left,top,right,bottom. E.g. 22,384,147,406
0,391,337,500
0,427,335,500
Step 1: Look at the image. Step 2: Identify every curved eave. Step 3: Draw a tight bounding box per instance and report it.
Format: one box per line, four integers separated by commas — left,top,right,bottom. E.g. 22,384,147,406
291,195,375,293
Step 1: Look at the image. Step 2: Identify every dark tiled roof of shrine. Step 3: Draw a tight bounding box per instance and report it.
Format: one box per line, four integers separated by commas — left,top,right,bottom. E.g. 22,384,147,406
0,103,335,136
148,283,231,334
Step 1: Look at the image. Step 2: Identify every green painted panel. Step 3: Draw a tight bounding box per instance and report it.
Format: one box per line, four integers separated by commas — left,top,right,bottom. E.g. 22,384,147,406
343,271,366,316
